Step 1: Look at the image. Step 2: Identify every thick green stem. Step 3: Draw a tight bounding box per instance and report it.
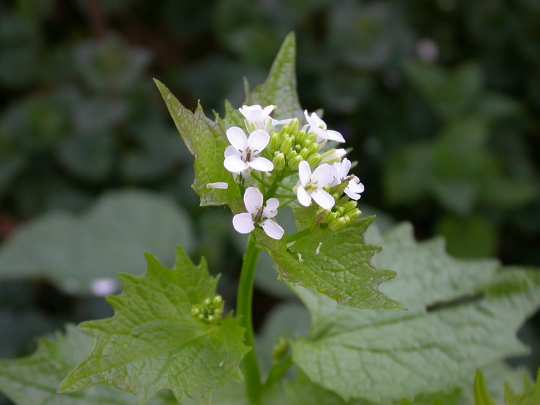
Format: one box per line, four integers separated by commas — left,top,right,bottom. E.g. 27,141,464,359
237,235,262,404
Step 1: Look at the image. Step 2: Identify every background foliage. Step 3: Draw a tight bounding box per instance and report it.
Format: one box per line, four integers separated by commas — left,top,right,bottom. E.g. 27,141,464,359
0,0,539,402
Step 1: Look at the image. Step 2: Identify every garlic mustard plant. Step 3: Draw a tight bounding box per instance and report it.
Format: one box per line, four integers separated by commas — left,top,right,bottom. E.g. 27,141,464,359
8,33,538,405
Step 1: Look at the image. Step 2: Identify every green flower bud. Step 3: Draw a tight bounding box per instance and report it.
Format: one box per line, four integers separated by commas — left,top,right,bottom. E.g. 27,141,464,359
270,132,281,152
273,152,286,171
213,295,223,305
308,142,319,155
300,147,310,158
280,137,292,153
307,154,321,167
273,338,289,361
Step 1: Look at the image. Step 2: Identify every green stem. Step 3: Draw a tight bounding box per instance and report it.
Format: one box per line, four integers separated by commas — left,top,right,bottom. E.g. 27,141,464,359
264,355,293,388
237,235,262,404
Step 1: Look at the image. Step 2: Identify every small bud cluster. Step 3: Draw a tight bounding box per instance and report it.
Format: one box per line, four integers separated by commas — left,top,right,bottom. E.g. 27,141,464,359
267,120,321,171
326,199,361,231
191,295,224,324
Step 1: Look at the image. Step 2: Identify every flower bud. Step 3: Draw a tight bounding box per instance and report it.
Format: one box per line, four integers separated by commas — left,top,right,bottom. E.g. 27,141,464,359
270,132,281,152
273,152,286,171
307,154,321,167
213,295,223,305
280,136,292,153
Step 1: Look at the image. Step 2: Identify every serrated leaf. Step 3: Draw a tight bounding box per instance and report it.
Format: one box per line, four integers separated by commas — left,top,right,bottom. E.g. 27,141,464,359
247,33,302,119
0,325,132,404
290,223,540,402
0,191,193,293
154,79,242,210
504,372,540,405
60,247,248,403
474,371,497,405
263,373,461,405
257,217,399,309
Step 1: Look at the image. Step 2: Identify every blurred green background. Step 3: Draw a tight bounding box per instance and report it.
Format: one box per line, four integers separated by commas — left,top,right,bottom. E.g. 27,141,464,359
0,0,539,400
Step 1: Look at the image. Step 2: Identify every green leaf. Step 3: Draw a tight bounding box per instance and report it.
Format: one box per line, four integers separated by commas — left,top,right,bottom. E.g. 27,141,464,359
290,223,540,402
247,33,303,119
437,215,497,258
263,373,461,405
60,247,248,403
405,62,483,119
474,371,497,405
256,217,399,309
0,191,193,292
154,79,242,210
504,372,540,405
0,325,132,404
256,303,310,372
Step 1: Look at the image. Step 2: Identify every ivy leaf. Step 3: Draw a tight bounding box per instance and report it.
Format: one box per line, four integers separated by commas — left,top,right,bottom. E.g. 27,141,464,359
247,32,303,119
59,247,248,403
256,217,400,309
0,325,132,404
290,223,540,402
154,79,242,210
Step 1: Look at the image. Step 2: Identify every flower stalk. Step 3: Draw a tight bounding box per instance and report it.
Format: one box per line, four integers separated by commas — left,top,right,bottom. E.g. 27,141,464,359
236,235,262,404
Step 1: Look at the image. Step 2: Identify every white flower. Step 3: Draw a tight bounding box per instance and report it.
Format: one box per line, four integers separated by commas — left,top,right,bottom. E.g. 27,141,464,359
224,126,274,173
332,158,352,186
320,148,347,163
332,158,365,200
239,104,275,130
304,110,345,143
206,182,229,190
296,161,335,210
344,177,365,200
232,187,284,240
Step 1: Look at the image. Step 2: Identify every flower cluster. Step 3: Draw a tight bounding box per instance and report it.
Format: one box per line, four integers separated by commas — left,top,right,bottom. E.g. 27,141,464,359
211,104,365,239
191,295,224,324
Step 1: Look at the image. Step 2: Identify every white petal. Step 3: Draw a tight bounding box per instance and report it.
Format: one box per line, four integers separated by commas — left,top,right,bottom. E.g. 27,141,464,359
334,148,347,159
272,118,294,128
239,105,262,121
348,177,365,193
247,129,270,153
232,213,255,234
312,164,334,187
244,186,263,214
313,127,327,142
344,189,361,200
224,145,240,158
340,158,352,178
261,219,284,240
262,105,276,115
249,157,274,172
224,155,248,173
311,188,335,210
226,126,248,151
263,198,279,218
307,111,326,129
325,129,345,143
207,182,229,190
298,160,311,186
296,186,312,207
304,110,311,123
